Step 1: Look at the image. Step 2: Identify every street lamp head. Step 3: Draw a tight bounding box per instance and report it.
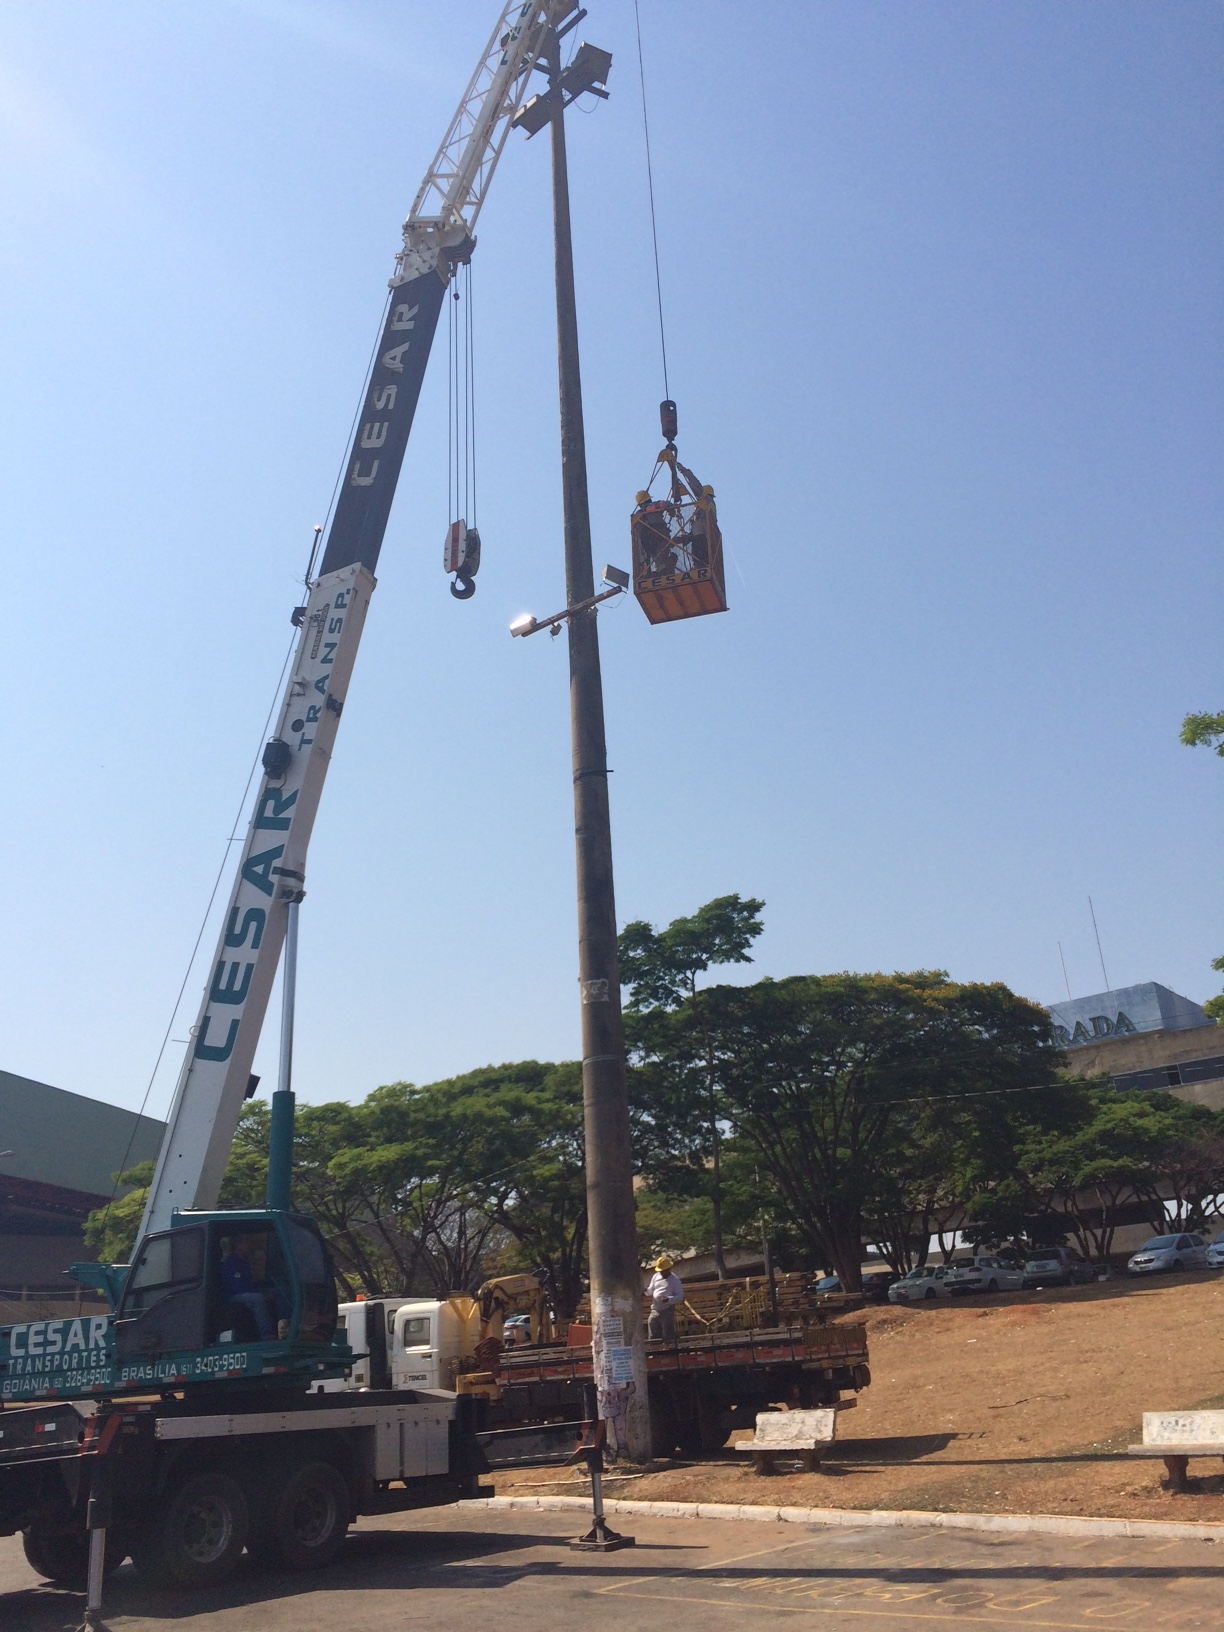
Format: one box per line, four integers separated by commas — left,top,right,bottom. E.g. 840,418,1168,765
601,564,630,591
510,613,538,638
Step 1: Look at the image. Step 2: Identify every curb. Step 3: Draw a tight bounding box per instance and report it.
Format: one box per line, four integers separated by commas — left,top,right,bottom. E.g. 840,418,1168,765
460,1494,1224,1543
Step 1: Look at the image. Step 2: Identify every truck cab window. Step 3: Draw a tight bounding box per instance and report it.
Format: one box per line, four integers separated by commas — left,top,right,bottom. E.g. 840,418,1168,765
121,1228,204,1316
288,1220,338,1343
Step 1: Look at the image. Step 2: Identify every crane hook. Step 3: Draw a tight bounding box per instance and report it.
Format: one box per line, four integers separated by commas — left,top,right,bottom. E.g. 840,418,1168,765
450,569,476,600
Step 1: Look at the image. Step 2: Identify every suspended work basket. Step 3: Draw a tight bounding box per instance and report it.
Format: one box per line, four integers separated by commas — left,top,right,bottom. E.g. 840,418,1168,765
631,406,728,625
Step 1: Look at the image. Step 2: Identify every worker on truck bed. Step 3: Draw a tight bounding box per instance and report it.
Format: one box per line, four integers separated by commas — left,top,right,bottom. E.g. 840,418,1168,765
647,1255,684,1340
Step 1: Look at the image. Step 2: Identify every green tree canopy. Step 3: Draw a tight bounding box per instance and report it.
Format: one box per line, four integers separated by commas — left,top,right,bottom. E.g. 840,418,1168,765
1180,711,1224,757
702,970,1060,1289
620,893,765,1278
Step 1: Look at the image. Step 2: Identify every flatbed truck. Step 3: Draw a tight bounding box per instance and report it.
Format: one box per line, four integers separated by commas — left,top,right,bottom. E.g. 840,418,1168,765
331,1295,871,1461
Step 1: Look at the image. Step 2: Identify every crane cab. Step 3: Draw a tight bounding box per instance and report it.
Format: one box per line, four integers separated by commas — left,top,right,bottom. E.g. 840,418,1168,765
0,1210,355,1403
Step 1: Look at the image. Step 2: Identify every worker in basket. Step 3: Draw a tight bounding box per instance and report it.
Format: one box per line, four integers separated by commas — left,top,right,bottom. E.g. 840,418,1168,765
630,400,727,625
647,1254,685,1340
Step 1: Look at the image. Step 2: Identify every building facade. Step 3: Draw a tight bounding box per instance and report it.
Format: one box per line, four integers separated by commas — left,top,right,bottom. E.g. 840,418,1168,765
1047,982,1224,1110
0,1069,164,1321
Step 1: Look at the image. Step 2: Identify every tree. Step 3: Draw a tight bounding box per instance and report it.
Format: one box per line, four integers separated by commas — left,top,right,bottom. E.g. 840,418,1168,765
702,970,1059,1289
1180,711,1224,757
620,894,764,1278
82,1161,155,1264
310,1082,508,1298
1145,1097,1224,1232
1204,955,1224,1026
1016,1088,1168,1261
410,1062,590,1318
1179,716,1224,1021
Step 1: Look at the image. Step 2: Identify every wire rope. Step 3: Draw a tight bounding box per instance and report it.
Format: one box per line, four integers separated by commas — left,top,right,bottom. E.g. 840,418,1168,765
446,263,477,535
633,0,669,402
467,261,477,527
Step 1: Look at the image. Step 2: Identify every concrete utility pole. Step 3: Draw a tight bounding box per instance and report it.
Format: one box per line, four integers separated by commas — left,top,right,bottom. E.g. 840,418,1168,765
546,43,650,1462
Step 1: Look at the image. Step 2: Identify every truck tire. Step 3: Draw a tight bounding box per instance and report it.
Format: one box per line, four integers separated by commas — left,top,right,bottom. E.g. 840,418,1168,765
22,1519,126,1589
698,1399,737,1454
247,1459,349,1572
131,1469,249,1590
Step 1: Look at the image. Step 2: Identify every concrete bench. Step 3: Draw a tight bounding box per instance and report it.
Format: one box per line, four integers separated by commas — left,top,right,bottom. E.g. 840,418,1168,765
735,1407,841,1474
1128,1411,1224,1492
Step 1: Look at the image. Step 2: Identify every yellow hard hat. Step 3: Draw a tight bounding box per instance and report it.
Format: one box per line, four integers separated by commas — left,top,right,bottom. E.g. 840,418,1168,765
655,1255,673,1272
635,490,651,505
701,484,715,496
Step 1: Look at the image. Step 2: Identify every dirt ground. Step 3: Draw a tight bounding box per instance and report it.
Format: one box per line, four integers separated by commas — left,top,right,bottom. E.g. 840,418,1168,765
493,1271,1224,1523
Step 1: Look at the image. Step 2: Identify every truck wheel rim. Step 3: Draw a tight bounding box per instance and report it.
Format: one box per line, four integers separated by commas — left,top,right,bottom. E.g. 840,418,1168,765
181,1498,232,1564
292,1485,337,1547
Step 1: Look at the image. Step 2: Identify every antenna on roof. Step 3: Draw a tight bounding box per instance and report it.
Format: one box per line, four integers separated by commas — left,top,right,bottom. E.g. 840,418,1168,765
1057,942,1072,1002
1088,897,1110,992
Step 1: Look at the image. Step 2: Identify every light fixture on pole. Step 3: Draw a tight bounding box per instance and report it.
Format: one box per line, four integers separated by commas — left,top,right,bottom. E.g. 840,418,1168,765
508,566,629,638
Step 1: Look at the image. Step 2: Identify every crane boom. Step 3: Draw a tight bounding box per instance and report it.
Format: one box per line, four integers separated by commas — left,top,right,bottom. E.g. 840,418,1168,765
140,1,572,1237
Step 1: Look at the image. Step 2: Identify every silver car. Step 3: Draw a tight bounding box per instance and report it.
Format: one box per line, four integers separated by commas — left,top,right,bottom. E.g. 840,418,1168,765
888,1265,951,1304
942,1254,1026,1296
1126,1233,1209,1274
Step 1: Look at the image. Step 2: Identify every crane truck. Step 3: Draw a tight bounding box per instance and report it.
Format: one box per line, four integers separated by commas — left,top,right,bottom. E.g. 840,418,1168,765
0,0,602,1599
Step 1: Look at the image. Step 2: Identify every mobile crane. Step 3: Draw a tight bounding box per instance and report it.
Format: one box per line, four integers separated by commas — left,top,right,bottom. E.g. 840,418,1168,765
0,1,606,1600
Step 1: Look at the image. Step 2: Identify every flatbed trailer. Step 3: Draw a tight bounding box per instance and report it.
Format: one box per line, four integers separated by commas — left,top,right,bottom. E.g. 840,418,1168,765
485,1321,871,1460
0,1385,491,1591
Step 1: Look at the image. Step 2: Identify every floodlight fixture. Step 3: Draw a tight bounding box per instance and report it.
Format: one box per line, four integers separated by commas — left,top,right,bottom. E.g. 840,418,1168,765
560,42,612,101
511,92,557,137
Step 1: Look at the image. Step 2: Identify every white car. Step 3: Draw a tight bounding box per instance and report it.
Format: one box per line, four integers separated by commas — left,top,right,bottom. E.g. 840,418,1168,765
1206,1241,1224,1269
888,1265,951,1304
1126,1233,1209,1274
941,1255,1026,1296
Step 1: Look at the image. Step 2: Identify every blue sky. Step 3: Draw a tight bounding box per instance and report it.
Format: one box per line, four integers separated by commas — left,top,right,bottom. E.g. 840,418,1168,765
1,1,1220,1123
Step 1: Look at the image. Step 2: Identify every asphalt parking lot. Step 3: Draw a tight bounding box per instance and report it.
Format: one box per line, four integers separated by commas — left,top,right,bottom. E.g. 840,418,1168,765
2,1505,1222,1632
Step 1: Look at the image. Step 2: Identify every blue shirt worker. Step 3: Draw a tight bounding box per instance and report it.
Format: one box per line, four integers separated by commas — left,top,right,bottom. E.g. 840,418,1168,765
220,1238,274,1339
646,1255,684,1340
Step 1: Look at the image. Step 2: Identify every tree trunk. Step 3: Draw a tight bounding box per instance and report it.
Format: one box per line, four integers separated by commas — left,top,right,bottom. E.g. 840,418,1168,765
827,1219,864,1292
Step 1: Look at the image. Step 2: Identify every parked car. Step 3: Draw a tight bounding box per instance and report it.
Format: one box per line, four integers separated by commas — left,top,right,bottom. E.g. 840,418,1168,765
807,1271,896,1301
502,1314,533,1348
1126,1233,1209,1274
942,1255,1026,1296
888,1265,952,1304
1022,1247,1097,1289
862,1270,900,1303
1206,1240,1224,1269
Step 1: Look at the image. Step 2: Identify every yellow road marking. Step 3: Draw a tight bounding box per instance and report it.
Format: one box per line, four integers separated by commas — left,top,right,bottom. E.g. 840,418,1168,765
598,1587,1169,1630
